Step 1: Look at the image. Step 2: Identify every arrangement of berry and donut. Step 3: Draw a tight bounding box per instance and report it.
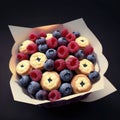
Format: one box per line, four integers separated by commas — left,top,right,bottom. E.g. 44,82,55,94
16,28,100,102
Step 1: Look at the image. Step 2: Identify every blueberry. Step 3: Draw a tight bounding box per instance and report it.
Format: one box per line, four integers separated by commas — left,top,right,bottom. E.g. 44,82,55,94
59,83,72,96
18,75,31,87
52,30,61,38
38,44,48,53
46,49,57,59
44,59,54,71
75,50,84,60
60,69,73,82
36,37,46,45
88,71,100,83
87,54,96,64
35,90,48,100
73,31,80,38
58,37,68,46
27,81,40,95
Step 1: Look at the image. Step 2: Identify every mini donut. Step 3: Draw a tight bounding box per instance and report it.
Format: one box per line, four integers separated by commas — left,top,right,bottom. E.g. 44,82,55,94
40,71,61,91
71,74,92,93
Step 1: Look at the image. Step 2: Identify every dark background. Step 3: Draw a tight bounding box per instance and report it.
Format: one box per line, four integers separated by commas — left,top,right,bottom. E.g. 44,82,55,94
0,0,120,120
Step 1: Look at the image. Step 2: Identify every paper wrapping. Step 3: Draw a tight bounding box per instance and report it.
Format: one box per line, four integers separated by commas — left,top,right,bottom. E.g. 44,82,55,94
9,18,117,106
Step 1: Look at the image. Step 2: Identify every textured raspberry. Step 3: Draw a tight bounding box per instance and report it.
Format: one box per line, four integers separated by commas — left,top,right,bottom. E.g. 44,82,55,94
66,33,76,42
61,29,69,37
46,37,58,48
55,59,66,71
17,52,29,61
29,33,38,42
68,41,79,53
48,90,61,102
84,45,94,56
66,56,79,70
27,43,37,54
57,46,69,59
29,69,42,82
39,31,47,38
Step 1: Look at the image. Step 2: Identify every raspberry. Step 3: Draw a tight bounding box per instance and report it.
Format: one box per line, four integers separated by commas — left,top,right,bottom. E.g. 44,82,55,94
17,52,29,61
66,56,79,70
29,33,38,42
61,29,69,37
68,41,79,53
84,45,94,56
55,59,66,71
46,37,58,48
39,31,47,38
29,69,42,82
66,33,76,42
57,46,69,59
27,43,37,54
48,90,61,102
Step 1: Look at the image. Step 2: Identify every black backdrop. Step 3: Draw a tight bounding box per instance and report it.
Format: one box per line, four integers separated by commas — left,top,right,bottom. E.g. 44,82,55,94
0,0,120,120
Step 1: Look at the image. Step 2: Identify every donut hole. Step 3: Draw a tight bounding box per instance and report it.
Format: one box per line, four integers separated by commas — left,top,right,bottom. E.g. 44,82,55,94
80,81,85,87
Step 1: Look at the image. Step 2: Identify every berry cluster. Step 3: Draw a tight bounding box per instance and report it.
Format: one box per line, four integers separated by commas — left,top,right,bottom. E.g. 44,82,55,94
17,29,100,102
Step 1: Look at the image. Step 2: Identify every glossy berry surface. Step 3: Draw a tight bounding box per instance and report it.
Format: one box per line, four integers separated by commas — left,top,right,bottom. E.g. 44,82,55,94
38,44,48,53
29,69,42,82
35,90,48,100
46,49,57,59
36,37,46,45
87,54,96,64
60,69,73,82
59,83,72,96
58,37,68,46
44,59,54,71
52,30,61,38
48,90,61,102
27,81,40,95
73,31,80,38
75,50,84,60
18,75,31,87
88,71,100,83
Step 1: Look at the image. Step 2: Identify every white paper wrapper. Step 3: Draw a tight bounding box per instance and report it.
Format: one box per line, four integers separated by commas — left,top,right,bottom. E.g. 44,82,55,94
9,18,117,106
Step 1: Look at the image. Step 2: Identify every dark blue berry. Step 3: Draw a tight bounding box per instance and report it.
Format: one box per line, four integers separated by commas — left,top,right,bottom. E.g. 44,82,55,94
38,44,48,53
46,49,57,59
27,81,40,95
58,37,68,46
75,50,84,60
87,54,96,64
52,30,61,38
73,31,80,38
88,71,100,83
44,59,54,71
60,69,73,82
35,90,48,100
36,37,46,45
59,83,72,96
18,75,31,87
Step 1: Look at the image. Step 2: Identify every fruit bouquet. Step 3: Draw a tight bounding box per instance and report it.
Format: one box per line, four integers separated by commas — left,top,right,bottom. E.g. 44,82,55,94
9,18,116,107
